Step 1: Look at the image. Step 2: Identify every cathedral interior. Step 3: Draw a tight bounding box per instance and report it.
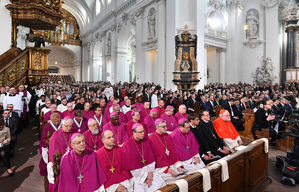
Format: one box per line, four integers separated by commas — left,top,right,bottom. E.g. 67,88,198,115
0,0,299,192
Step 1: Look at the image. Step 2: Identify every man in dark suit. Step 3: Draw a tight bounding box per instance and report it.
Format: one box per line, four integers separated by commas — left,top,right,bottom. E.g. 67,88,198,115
272,99,281,115
251,99,276,145
203,95,216,117
222,98,235,116
231,100,244,131
6,104,20,119
189,112,229,165
50,93,61,105
2,109,19,155
143,89,151,102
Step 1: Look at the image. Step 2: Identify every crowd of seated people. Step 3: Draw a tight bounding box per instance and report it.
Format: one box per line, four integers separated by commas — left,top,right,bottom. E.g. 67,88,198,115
45,75,74,84
0,81,298,191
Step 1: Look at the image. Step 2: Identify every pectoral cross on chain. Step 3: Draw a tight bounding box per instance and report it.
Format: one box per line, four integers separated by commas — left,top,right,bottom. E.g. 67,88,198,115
141,157,146,165
165,148,170,155
78,174,83,183
110,166,115,173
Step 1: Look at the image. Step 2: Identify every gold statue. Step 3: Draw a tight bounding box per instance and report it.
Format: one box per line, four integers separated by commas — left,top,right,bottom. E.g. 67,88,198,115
181,52,190,72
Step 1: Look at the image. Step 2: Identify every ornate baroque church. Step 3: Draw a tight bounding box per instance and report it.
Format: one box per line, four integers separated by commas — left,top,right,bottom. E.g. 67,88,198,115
1,0,299,89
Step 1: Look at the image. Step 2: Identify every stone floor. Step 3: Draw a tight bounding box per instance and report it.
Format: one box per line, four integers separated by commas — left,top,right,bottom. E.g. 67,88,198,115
1,122,299,192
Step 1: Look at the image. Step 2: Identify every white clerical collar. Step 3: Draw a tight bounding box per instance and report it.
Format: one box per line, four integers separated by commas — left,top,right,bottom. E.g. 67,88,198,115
50,121,61,131
74,118,83,131
94,115,103,130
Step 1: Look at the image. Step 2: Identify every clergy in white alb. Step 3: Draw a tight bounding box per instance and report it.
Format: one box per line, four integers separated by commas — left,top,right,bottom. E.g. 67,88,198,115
3,88,22,117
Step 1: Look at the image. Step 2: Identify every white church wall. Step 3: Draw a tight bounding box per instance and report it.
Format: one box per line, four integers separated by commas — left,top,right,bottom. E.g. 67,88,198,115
226,5,243,84
47,46,80,78
0,0,11,55
207,47,220,83
265,4,280,84
240,0,265,84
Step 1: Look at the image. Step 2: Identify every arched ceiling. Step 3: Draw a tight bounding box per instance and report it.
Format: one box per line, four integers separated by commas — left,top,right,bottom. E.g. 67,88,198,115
62,0,96,33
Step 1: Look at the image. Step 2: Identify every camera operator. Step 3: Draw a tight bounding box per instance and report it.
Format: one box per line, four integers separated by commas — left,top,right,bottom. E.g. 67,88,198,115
251,99,276,145
0,118,14,176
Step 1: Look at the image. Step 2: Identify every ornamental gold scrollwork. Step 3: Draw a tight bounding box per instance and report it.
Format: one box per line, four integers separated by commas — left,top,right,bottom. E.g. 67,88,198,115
32,8,80,46
19,56,28,73
7,67,16,83
32,51,42,70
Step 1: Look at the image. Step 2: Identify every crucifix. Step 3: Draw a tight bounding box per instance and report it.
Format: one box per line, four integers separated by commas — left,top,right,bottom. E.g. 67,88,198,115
78,174,83,183
110,166,115,173
141,157,146,165
165,148,170,155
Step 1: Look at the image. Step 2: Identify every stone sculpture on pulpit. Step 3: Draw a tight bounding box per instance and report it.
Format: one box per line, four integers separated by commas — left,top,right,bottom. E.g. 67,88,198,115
173,27,199,90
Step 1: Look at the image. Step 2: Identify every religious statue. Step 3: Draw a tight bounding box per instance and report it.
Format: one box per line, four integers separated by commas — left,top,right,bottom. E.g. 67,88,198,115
28,33,46,48
252,56,276,84
107,33,111,54
148,8,156,39
181,52,191,72
246,11,259,39
17,26,30,50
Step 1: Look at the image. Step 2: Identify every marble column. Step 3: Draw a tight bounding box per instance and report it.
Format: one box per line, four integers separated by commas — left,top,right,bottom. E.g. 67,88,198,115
156,0,166,87
196,0,206,89
219,48,226,83
135,7,144,83
265,4,280,83
111,27,117,83
286,27,296,68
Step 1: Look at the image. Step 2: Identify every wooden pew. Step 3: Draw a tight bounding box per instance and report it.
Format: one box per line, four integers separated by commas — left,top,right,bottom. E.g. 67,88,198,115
239,109,255,143
215,105,222,118
194,102,201,114
157,139,271,192
276,122,295,151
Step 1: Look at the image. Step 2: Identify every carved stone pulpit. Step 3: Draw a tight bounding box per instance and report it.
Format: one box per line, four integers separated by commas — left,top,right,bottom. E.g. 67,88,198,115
173,29,200,90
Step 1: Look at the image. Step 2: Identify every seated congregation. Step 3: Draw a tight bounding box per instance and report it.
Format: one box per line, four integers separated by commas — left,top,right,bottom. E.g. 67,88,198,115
1,82,298,191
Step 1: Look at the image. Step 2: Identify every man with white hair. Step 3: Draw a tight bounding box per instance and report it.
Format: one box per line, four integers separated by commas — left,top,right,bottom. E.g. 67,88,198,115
47,117,73,192
174,104,188,122
83,118,103,152
213,109,243,150
58,133,106,192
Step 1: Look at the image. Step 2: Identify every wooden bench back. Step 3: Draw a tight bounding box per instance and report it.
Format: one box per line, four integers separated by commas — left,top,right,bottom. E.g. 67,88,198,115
158,140,270,192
